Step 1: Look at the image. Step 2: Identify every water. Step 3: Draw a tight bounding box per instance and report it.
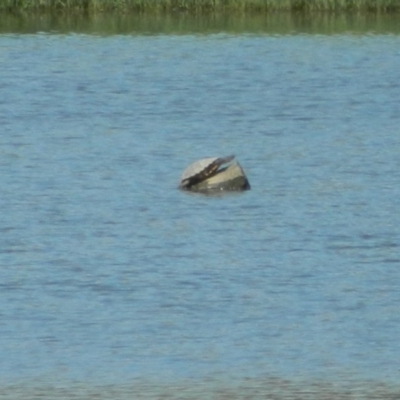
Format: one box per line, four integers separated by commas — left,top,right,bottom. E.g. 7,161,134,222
1,15,400,398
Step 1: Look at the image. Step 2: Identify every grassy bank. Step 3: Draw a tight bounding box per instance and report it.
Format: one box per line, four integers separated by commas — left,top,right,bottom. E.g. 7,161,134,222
1,0,400,13
3,11,400,35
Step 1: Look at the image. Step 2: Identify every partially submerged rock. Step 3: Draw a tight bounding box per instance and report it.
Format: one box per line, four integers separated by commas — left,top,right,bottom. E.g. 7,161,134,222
179,155,250,193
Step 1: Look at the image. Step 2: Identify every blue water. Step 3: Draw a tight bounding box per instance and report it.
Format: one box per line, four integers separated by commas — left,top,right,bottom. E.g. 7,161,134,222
1,31,400,395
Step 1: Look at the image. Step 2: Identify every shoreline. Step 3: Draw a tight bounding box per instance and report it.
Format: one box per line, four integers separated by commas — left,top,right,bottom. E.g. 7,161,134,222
1,377,400,399
2,10,400,35
1,0,400,14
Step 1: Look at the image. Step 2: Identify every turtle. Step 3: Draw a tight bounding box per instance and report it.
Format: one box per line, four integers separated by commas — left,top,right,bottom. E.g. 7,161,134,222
179,155,235,190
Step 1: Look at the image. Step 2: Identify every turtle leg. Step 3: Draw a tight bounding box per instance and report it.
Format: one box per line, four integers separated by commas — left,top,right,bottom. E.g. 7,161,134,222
215,155,235,165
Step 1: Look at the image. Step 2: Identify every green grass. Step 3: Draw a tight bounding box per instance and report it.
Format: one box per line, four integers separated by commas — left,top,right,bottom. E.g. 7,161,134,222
1,0,400,12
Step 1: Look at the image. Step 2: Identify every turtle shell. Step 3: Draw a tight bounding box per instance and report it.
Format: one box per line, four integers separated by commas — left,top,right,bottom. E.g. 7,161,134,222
180,155,235,189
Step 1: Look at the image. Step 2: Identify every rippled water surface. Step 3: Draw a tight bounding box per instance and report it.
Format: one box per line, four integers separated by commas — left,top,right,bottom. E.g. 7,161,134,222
1,17,400,398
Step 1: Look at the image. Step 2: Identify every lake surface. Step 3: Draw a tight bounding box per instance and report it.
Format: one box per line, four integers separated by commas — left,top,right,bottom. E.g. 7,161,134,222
1,13,400,399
